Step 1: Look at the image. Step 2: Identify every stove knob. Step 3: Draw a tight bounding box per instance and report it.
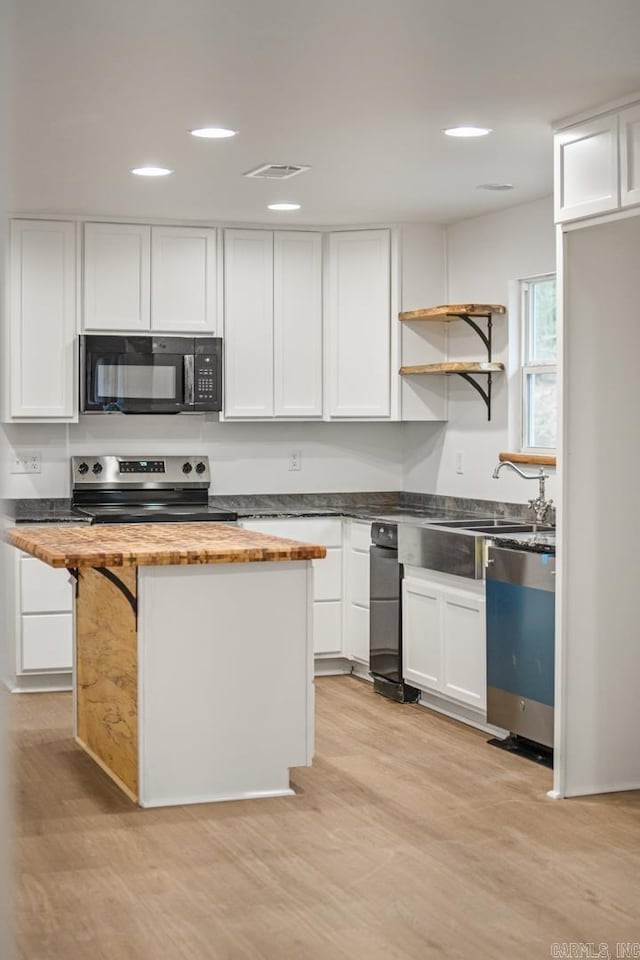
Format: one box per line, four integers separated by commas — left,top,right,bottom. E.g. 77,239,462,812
195,462,206,474
78,462,89,475
182,462,193,474
92,462,103,475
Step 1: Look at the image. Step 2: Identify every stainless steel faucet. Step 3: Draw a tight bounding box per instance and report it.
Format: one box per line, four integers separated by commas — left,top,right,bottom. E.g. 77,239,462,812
492,460,554,524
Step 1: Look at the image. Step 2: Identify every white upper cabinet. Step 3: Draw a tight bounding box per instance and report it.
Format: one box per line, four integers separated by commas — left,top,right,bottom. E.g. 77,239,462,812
224,229,275,417
83,222,151,331
151,226,217,332
83,223,217,333
554,115,619,222
9,219,77,420
273,231,323,417
223,229,323,420
620,103,640,208
327,229,391,418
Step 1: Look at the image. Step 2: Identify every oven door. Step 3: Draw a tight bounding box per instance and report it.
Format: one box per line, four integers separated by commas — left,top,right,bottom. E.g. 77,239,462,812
81,336,194,413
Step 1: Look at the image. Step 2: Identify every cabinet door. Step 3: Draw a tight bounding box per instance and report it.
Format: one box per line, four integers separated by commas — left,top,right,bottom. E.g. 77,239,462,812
346,602,370,664
151,226,217,332
83,222,151,331
327,229,391,418
620,104,640,208
402,577,442,691
9,220,77,419
20,556,72,613
441,588,486,711
344,521,371,665
314,601,343,656
224,230,274,417
21,613,73,673
554,115,619,222
273,231,323,417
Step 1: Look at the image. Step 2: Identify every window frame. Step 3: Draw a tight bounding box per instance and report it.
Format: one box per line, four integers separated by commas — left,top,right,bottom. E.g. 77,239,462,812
521,273,557,454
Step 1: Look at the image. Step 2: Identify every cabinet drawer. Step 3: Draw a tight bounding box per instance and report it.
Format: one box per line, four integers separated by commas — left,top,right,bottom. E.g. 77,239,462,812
21,613,73,673
350,520,372,552
313,601,343,656
21,556,73,613
242,517,343,547
313,547,342,601
349,548,370,607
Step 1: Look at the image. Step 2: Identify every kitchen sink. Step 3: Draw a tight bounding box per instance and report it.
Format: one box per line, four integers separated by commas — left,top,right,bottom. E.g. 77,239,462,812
430,517,526,528
428,517,552,534
398,517,555,579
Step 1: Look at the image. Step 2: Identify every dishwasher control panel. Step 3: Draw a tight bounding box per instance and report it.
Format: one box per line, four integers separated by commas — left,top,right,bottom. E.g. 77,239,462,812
371,522,398,549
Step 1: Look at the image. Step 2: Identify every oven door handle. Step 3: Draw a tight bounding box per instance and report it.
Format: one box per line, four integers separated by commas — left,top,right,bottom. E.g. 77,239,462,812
184,355,195,405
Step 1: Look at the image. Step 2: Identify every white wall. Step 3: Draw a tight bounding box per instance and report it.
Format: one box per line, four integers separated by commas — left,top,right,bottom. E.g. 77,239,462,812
0,0,12,955
557,216,640,796
1,203,557,507
2,418,405,498
403,195,557,505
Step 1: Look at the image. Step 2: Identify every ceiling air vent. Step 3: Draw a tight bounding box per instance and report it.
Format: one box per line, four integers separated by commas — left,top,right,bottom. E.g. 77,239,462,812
243,163,311,180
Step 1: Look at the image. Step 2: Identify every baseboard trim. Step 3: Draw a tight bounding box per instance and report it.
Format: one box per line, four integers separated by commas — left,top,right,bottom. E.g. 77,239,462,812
7,673,72,694
417,690,509,738
314,657,351,676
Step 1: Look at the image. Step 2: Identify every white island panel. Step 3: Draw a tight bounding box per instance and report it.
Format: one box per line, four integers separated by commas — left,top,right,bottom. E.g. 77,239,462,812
137,560,314,807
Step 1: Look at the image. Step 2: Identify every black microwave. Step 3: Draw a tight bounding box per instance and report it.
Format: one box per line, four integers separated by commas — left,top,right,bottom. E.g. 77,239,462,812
80,335,223,414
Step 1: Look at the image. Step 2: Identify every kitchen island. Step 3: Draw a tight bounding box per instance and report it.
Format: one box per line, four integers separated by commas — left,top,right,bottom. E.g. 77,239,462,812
7,522,325,808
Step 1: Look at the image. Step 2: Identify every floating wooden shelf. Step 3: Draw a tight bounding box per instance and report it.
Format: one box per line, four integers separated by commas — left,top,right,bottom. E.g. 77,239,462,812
398,303,506,420
399,303,506,322
499,451,556,467
400,362,504,376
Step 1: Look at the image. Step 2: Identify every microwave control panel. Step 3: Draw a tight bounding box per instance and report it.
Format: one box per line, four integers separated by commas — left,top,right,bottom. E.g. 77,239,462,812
195,355,216,402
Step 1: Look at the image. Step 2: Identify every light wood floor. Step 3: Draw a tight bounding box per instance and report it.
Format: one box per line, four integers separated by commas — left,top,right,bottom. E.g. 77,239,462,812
10,677,640,959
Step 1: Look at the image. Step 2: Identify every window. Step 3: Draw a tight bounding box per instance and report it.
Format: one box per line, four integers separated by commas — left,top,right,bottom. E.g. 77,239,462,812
522,275,557,450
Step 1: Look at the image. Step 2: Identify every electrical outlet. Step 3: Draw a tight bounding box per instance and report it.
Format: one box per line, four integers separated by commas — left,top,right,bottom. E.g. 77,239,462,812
289,450,302,472
11,451,42,474
455,450,464,475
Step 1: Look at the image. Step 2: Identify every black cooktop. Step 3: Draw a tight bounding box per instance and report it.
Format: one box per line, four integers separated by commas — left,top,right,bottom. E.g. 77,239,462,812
73,504,238,524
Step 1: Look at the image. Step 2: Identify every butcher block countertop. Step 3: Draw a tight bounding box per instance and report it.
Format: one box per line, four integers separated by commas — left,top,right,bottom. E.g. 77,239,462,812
7,522,327,568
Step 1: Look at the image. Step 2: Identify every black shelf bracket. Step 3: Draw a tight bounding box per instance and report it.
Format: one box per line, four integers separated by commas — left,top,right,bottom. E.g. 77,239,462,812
94,567,138,621
448,311,494,420
457,371,494,421
447,312,493,361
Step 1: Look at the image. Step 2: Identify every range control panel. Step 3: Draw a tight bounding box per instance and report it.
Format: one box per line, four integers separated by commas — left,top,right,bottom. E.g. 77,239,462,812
72,455,211,487
119,459,166,474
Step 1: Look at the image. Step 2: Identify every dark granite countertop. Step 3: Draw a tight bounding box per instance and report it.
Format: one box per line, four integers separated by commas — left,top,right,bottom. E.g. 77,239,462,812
489,530,556,554
4,491,549,527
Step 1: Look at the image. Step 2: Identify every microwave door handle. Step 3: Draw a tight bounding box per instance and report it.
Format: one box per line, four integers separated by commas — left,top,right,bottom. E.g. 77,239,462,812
184,355,195,405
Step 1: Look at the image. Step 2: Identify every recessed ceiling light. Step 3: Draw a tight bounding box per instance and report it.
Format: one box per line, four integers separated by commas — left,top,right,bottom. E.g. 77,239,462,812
130,166,173,177
189,127,237,139
267,203,301,211
477,183,514,191
443,126,492,138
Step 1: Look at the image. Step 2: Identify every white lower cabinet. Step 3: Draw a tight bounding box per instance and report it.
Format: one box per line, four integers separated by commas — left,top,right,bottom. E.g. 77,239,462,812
18,555,74,675
403,567,486,713
22,614,73,672
239,518,344,657
344,520,371,665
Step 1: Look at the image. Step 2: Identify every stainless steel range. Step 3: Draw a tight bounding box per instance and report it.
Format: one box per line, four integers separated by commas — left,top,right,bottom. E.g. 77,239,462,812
70,455,237,524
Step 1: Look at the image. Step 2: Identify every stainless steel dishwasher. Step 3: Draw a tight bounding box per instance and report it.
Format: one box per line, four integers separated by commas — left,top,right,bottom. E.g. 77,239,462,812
486,542,556,756
369,521,419,703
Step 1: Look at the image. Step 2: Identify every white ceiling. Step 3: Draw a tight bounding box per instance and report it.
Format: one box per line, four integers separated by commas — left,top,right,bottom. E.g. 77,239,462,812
9,0,640,225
